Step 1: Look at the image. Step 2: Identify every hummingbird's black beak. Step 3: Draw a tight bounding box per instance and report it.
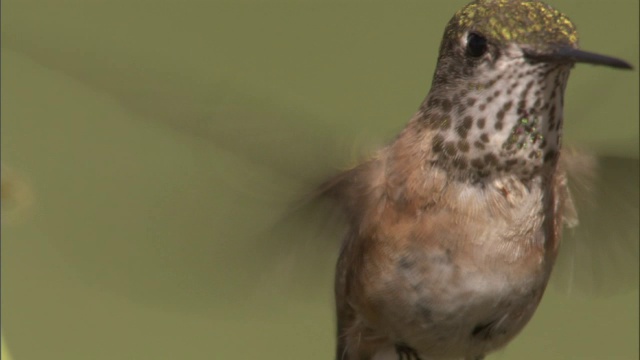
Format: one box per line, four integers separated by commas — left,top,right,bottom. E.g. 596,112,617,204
524,46,633,70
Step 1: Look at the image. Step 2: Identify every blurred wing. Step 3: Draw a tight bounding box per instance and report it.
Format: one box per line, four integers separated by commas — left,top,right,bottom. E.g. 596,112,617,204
552,151,639,296
254,161,376,287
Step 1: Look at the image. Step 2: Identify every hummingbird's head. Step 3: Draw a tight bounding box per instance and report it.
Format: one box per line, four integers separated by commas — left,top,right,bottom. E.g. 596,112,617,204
421,0,631,182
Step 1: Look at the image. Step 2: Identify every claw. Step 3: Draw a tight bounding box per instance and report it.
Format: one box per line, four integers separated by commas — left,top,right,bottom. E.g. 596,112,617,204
394,343,421,360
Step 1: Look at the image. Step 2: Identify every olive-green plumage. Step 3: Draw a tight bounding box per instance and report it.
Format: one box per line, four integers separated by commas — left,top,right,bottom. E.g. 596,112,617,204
446,0,578,50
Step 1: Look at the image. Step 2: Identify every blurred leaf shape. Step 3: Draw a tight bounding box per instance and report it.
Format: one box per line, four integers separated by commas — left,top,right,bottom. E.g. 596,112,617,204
1,334,15,360
1,164,34,225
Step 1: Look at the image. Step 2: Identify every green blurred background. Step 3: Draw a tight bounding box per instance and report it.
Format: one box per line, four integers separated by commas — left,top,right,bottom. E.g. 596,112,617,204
1,1,638,359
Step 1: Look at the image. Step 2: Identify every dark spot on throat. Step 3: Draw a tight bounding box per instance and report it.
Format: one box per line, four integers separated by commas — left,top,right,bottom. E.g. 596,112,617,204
441,99,453,113
484,153,498,166
474,141,486,150
432,134,445,153
458,140,470,152
471,158,485,169
453,157,468,170
462,116,474,129
444,142,458,157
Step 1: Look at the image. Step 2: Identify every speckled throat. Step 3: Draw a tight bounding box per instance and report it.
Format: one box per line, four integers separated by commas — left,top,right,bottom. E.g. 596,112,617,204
419,57,570,182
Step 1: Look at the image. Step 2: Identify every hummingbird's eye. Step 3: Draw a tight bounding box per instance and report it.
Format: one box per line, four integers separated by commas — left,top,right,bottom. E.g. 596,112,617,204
466,32,488,58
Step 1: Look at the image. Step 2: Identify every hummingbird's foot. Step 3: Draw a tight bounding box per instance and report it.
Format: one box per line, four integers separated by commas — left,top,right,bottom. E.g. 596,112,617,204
394,343,422,360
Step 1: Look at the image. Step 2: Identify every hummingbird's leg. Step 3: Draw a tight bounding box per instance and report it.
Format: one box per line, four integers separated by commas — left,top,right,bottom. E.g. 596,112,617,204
394,343,422,360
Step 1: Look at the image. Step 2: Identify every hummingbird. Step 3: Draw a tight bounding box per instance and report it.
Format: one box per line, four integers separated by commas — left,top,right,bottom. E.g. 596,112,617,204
316,1,633,359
